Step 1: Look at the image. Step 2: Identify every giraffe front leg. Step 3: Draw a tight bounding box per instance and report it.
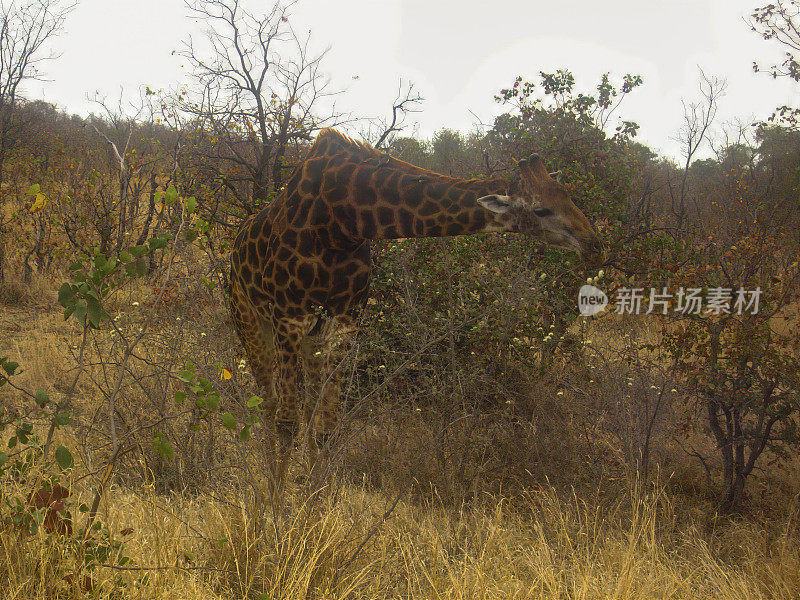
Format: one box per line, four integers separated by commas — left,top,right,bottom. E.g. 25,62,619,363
302,315,358,441
273,318,306,443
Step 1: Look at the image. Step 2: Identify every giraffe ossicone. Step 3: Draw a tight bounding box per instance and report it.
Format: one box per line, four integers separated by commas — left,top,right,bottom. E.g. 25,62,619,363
229,128,605,441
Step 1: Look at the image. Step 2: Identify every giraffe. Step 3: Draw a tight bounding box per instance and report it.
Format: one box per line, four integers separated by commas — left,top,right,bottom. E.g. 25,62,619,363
229,128,604,442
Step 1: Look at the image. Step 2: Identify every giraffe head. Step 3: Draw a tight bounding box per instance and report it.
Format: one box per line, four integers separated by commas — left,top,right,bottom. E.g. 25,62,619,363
477,154,605,266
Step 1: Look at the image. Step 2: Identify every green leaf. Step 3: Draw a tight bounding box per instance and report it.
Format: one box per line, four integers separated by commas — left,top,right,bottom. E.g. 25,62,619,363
153,435,173,459
148,236,167,251
178,370,195,383
0,452,7,468
130,245,148,258
55,446,74,470
79,503,89,512
185,196,197,213
35,389,49,408
221,412,236,429
28,183,40,196
87,298,105,328
74,300,87,322
247,396,263,408
174,391,186,404
164,186,178,205
240,426,251,441
58,283,75,306
63,305,76,321
119,251,133,263
206,392,220,410
2,360,19,376
55,411,72,426
135,258,147,277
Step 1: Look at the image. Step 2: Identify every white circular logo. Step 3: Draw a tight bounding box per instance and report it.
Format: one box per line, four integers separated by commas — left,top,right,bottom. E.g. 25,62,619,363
577,285,608,316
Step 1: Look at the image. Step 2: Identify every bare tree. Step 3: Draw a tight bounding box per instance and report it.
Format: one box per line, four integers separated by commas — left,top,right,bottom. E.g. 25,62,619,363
362,79,424,149
750,0,800,82
750,0,800,125
178,0,345,218
668,70,726,229
0,0,75,283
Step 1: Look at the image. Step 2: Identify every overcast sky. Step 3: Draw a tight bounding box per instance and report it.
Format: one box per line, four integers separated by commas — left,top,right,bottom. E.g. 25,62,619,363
31,0,800,161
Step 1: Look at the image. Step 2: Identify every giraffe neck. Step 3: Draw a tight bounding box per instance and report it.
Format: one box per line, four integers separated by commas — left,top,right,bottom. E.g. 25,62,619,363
297,132,520,241
349,160,517,240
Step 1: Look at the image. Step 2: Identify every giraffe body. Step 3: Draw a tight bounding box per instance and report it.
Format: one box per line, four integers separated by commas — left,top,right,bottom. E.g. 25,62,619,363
230,129,604,438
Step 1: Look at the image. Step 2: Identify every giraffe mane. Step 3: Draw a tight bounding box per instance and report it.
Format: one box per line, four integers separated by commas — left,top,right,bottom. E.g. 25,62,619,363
312,128,383,159
310,128,514,189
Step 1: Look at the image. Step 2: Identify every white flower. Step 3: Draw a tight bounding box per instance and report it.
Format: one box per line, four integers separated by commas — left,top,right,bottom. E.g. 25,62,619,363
540,273,547,280
200,332,207,337
598,269,605,278
556,391,564,396
131,302,140,307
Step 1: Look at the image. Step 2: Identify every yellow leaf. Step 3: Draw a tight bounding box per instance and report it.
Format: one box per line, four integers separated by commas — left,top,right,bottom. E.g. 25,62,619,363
30,193,47,213
220,368,232,381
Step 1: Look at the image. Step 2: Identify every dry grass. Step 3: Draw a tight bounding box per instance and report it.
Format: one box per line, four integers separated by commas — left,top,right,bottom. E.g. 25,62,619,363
2,472,799,600
0,271,58,307
2,282,799,599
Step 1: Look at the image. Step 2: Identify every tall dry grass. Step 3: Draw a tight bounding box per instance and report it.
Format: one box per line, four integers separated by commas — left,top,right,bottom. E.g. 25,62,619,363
2,471,799,599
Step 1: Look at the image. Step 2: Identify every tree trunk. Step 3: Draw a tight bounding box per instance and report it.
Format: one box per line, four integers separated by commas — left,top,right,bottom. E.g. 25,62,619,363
0,111,8,284
0,229,6,284
135,173,157,247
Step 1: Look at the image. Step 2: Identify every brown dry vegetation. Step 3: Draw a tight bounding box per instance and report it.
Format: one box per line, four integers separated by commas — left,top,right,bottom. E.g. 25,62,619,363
1,269,799,600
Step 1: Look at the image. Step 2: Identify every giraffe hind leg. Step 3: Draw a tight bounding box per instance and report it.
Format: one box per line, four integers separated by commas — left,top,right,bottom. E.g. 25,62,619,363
229,280,277,415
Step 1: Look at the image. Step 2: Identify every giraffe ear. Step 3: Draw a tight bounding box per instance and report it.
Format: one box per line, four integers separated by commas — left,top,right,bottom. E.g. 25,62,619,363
477,194,512,214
